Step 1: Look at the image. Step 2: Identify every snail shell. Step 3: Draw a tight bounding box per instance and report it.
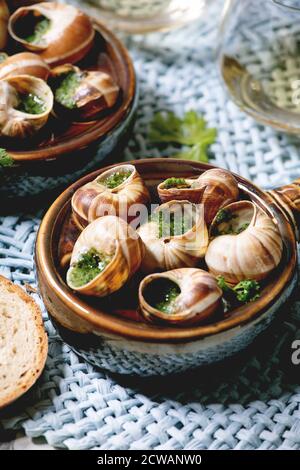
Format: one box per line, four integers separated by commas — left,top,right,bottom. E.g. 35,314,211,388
199,169,239,224
51,64,119,120
158,168,239,224
138,200,208,273
66,215,144,297
139,268,222,326
72,164,150,229
0,1,9,50
157,177,205,204
205,200,283,283
0,52,50,80
8,2,95,66
0,74,53,139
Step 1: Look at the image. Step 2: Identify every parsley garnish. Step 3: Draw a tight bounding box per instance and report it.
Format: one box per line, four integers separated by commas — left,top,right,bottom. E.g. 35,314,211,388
0,149,13,168
149,110,217,162
217,276,261,304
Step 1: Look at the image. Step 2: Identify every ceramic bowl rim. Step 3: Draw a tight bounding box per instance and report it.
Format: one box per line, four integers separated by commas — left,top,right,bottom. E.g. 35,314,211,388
8,20,136,163
36,158,297,343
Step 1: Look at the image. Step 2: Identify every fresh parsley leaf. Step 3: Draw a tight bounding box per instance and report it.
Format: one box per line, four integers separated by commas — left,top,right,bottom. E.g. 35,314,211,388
0,148,13,168
217,276,233,294
176,143,210,163
217,276,261,304
149,110,217,162
180,111,216,146
149,111,183,144
233,279,260,303
150,110,216,146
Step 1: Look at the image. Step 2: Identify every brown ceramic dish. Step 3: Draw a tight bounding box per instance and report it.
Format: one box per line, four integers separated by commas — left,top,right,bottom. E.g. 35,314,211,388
0,19,137,199
35,158,300,376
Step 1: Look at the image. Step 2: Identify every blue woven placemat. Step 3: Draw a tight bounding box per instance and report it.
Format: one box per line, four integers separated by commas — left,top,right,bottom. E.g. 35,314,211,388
1,4,300,449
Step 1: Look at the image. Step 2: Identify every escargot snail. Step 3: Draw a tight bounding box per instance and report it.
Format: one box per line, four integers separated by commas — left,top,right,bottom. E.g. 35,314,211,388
0,52,50,80
158,168,239,224
197,169,240,224
157,175,205,204
0,74,53,138
138,200,208,273
8,2,95,66
50,64,120,120
139,268,222,326
72,164,150,229
205,200,283,283
67,215,144,297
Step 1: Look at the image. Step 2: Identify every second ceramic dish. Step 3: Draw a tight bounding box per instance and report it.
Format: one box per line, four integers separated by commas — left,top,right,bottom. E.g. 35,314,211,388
0,3,137,199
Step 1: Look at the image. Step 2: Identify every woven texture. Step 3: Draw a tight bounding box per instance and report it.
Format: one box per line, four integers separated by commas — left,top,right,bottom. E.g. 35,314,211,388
1,2,300,449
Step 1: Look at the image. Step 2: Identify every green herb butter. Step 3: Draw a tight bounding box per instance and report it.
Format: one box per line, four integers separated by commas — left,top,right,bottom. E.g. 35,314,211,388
55,72,82,110
235,222,250,234
68,248,113,288
214,209,249,236
153,280,181,314
103,171,132,189
25,17,50,44
215,208,233,224
163,177,191,189
16,93,46,115
216,222,249,236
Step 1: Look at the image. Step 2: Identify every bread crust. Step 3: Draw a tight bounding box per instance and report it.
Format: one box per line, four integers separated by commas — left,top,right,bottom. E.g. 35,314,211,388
0,275,48,409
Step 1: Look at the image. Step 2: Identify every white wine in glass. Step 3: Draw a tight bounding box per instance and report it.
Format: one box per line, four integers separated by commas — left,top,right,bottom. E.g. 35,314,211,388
219,0,300,133
68,0,211,34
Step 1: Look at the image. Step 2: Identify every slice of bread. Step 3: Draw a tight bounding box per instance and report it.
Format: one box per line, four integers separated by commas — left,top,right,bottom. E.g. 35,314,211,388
0,275,48,409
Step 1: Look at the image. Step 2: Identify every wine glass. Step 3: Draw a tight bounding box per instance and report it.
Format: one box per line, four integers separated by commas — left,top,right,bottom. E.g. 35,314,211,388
219,0,300,133
69,0,211,34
